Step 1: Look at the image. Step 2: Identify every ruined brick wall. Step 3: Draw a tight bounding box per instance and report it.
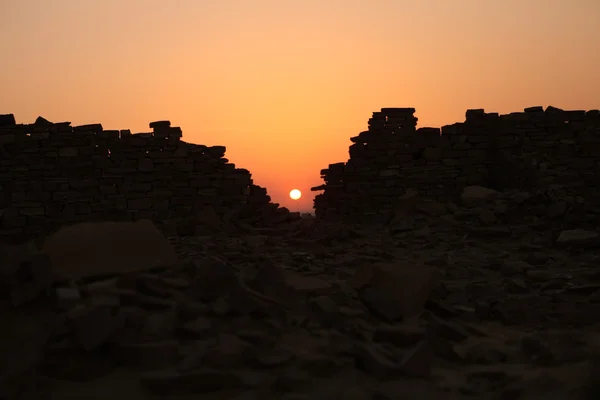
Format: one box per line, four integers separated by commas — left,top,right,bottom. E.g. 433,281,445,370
0,115,291,242
312,106,600,222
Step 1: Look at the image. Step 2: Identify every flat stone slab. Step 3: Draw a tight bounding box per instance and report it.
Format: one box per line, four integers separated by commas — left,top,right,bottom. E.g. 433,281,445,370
41,219,179,279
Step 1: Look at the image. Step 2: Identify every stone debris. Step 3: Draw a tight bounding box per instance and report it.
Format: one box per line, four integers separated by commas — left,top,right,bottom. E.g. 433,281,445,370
1,186,600,400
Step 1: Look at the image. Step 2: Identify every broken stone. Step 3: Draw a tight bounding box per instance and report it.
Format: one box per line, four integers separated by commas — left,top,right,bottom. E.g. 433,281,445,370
41,220,179,278
399,340,433,378
555,229,599,248
353,343,402,379
6,252,54,307
202,333,255,367
464,343,508,364
113,340,180,370
39,348,116,381
187,259,239,302
461,186,500,207
355,263,440,322
181,316,212,337
254,346,295,368
54,286,82,308
141,308,178,339
283,270,332,292
140,369,245,395
246,263,306,307
194,206,222,234
88,293,121,307
372,325,426,347
430,317,469,342
70,306,117,350
478,209,497,225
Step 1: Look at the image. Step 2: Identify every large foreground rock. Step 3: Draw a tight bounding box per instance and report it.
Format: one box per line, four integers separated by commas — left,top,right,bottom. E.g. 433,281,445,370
41,219,180,278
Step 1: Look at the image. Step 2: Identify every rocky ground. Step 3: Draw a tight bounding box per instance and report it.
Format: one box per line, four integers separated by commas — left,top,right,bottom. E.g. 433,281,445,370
2,185,600,400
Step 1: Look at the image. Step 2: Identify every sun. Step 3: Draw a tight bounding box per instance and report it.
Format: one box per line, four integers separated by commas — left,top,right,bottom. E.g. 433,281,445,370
289,189,302,200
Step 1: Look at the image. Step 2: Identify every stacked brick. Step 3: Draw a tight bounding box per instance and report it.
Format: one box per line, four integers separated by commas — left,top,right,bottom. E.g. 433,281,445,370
0,115,294,242
312,106,600,222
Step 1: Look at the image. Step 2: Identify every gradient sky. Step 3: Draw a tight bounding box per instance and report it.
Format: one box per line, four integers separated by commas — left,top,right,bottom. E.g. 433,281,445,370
1,0,599,212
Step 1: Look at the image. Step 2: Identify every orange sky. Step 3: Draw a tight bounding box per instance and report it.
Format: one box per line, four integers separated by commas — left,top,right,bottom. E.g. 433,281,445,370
1,0,599,212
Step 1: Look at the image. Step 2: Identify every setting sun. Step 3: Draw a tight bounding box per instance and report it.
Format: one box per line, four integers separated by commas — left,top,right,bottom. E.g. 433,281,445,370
289,189,302,200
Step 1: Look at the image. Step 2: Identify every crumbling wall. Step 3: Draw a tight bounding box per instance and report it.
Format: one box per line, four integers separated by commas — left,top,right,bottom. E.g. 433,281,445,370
0,114,292,242
312,106,600,222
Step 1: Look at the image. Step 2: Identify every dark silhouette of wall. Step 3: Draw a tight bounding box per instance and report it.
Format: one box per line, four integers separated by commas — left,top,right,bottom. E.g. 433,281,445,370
311,106,600,222
0,115,293,242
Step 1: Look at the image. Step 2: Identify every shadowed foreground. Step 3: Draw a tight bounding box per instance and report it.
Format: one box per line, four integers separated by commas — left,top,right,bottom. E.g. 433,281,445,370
2,184,600,399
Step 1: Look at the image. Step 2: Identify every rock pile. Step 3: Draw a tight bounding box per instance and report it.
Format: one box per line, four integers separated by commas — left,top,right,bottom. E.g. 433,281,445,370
0,115,297,243
2,185,600,399
312,106,600,223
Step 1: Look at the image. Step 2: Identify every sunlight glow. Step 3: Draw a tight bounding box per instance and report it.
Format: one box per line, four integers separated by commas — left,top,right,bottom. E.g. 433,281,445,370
289,189,302,200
